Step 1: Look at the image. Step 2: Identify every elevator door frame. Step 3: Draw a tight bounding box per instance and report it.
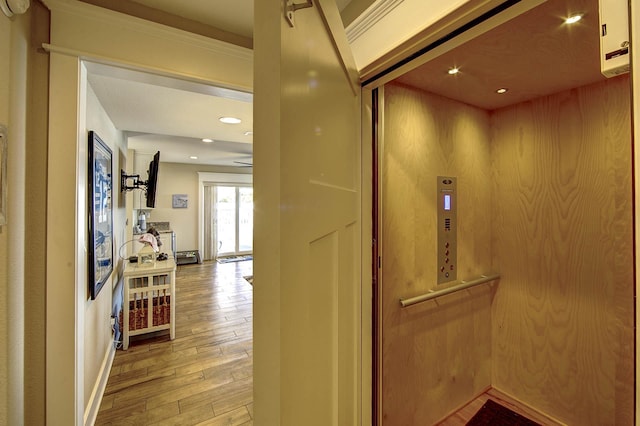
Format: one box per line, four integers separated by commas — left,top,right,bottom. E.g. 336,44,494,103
364,0,638,424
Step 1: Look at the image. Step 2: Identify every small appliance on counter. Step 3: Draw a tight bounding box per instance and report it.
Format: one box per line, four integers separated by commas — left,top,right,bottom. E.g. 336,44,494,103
138,211,147,232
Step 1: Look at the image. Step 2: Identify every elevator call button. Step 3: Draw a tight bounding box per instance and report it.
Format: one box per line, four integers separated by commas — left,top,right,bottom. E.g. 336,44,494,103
437,176,457,284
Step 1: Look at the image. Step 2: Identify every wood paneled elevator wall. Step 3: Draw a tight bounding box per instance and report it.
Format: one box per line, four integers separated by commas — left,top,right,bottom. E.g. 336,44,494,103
380,75,633,425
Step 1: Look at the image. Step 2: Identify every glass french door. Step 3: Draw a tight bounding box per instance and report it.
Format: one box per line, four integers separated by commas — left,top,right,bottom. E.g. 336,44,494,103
214,185,253,256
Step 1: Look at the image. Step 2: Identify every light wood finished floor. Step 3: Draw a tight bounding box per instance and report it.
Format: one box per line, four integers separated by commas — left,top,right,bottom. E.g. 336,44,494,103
437,388,564,426
96,260,253,426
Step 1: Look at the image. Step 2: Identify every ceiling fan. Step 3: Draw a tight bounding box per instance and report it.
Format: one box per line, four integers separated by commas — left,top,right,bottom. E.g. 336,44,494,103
233,159,253,167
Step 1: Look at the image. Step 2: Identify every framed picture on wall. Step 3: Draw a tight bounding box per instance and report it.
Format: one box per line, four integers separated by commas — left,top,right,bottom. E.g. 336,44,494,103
172,194,188,208
88,130,114,300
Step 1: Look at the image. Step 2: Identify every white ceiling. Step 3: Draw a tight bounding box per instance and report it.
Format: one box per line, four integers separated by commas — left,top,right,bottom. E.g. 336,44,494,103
86,0,353,167
86,61,254,166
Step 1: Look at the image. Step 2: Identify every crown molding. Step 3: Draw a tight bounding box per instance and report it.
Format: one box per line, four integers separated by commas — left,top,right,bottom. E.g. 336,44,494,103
345,0,404,44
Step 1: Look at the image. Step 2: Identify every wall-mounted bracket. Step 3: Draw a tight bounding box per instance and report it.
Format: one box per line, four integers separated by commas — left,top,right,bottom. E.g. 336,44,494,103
285,0,313,28
120,169,146,193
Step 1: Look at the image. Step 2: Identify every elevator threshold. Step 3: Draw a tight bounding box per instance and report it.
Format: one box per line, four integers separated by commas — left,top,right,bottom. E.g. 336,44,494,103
436,387,565,426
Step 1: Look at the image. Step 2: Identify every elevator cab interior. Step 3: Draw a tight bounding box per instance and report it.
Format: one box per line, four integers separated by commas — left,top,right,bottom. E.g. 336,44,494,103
376,0,633,424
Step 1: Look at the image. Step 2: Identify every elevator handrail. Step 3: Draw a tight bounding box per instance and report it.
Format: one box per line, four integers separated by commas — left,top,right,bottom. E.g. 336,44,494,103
399,273,501,307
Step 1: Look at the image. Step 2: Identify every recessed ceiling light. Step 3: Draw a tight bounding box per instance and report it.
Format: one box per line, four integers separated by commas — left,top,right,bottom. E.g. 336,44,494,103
202,138,213,143
496,88,508,94
448,67,460,75
244,131,253,136
219,116,242,124
190,156,198,160
565,14,582,24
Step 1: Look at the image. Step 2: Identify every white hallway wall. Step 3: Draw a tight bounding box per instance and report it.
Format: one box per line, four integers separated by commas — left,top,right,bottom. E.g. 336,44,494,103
83,79,126,419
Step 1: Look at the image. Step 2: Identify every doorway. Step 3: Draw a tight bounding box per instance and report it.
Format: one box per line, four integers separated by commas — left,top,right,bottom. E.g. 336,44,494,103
370,0,634,424
208,184,253,258
44,1,255,422
199,173,253,262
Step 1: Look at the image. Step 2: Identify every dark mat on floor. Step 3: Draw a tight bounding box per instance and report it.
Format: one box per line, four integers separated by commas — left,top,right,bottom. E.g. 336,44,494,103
466,399,541,426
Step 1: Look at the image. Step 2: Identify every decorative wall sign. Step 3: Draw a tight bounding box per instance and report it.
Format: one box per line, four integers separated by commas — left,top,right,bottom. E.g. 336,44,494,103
172,194,188,208
88,131,113,300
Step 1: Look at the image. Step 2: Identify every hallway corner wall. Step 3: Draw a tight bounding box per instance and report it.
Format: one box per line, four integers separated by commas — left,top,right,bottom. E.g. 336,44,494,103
83,72,127,419
490,75,634,425
381,82,493,425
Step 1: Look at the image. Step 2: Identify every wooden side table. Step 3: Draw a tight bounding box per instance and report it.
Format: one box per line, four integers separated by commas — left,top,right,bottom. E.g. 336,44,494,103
122,258,176,350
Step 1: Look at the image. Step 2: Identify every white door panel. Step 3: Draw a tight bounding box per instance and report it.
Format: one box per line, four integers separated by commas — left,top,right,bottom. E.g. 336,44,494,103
254,0,362,424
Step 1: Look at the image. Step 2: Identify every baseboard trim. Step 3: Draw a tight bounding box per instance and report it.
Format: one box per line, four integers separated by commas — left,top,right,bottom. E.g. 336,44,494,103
435,385,492,424
83,340,116,426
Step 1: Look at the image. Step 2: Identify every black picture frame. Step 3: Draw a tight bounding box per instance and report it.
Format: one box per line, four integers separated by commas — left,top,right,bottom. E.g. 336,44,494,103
88,131,113,300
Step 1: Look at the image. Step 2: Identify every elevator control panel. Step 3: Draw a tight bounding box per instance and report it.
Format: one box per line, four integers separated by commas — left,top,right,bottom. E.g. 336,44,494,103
437,176,457,284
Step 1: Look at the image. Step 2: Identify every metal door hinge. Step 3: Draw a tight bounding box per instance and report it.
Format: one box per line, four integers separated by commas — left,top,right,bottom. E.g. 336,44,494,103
285,0,313,28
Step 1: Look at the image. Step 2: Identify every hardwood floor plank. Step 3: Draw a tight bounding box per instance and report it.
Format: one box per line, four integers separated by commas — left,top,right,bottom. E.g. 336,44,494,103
230,364,252,381
105,367,175,395
119,347,199,374
99,401,181,426
216,337,252,354
95,260,254,425
171,351,249,377
178,377,253,414
95,400,147,425
145,377,231,411
170,330,238,351
149,403,215,426
112,371,205,409
203,357,252,381
189,317,251,335
211,388,253,417
98,393,115,411
105,366,149,386
111,344,176,368
195,406,252,426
